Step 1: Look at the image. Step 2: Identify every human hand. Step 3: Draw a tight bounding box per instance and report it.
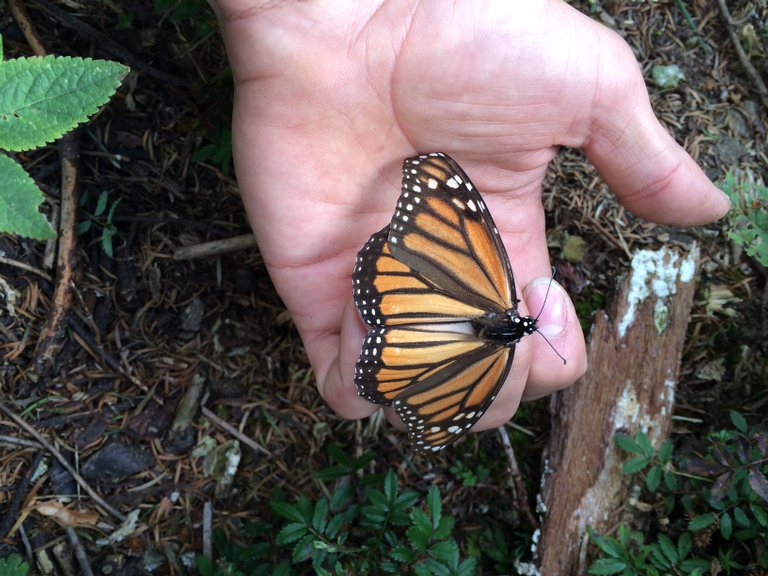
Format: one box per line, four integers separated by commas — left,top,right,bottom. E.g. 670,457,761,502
211,0,729,431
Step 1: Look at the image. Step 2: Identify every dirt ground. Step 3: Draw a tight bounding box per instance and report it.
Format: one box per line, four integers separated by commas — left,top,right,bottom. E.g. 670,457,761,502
1,1,765,574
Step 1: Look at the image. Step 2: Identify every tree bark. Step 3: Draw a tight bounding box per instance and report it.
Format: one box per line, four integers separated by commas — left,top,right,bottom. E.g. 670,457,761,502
534,244,700,575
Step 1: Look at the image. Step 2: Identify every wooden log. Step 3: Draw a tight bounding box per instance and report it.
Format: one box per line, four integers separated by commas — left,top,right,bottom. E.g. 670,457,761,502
532,243,700,575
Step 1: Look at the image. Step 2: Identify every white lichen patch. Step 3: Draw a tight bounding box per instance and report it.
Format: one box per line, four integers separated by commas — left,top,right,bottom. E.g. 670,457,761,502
617,244,699,339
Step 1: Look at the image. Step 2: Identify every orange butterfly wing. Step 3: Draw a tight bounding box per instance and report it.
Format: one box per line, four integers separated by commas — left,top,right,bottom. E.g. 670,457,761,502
353,153,530,452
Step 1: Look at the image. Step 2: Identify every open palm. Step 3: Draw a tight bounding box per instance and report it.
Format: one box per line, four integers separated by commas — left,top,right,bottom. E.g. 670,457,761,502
212,0,728,429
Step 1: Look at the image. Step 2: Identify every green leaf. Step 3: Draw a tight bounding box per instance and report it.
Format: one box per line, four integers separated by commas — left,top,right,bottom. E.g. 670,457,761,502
729,410,748,434
0,154,55,239
751,503,768,527
195,554,213,576
614,433,642,455
658,440,674,464
391,545,414,563
636,432,654,457
733,506,750,527
657,533,678,565
688,513,717,531
94,189,110,217
664,469,678,491
426,485,442,528
433,515,455,541
408,509,432,551
676,531,692,561
720,511,733,540
623,456,651,474
0,56,128,151
312,498,329,533
271,500,305,524
384,469,398,503
428,539,459,564
588,558,628,575
291,534,315,563
646,466,662,492
0,555,30,576
275,522,308,545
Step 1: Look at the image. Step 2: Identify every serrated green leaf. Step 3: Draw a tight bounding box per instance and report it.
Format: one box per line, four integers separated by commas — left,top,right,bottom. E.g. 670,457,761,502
688,512,716,531
426,485,442,528
428,539,460,566
0,555,31,576
94,189,109,217
292,534,315,563
636,431,654,457
657,533,678,565
720,511,733,540
0,56,129,151
646,465,662,492
0,154,55,239
614,433,642,455
588,558,628,575
433,515,455,541
391,545,414,563
664,469,678,491
270,500,305,524
658,440,674,464
312,498,328,533
677,531,692,560
275,522,308,545
623,456,651,474
384,469,398,502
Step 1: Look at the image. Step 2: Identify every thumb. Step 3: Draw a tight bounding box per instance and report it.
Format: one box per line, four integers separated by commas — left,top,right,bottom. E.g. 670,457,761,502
584,40,730,226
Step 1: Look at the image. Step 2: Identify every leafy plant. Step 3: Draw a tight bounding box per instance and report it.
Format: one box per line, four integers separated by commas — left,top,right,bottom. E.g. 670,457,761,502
449,460,490,488
722,170,768,267
588,413,768,575
0,554,29,576
0,35,128,239
198,447,479,575
78,189,122,257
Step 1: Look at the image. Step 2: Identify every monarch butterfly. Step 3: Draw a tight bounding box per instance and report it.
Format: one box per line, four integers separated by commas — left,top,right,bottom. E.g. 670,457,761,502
353,152,551,452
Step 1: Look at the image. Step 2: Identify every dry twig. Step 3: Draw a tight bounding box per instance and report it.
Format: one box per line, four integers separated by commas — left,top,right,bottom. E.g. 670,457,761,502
715,0,768,110
497,425,538,529
33,133,81,376
202,406,272,456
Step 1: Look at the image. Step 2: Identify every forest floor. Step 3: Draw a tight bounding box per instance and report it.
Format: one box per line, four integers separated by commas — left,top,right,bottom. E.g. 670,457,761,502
0,1,765,575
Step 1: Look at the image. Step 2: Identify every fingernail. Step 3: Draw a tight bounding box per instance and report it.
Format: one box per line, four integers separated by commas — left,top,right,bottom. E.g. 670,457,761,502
524,277,568,338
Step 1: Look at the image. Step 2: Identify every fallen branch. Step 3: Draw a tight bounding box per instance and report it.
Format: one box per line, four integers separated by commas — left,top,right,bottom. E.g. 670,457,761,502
535,244,700,574
33,133,81,377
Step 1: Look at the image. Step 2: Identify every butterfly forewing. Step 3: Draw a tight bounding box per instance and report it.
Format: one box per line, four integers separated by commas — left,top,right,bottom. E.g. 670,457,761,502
389,153,516,313
353,152,533,452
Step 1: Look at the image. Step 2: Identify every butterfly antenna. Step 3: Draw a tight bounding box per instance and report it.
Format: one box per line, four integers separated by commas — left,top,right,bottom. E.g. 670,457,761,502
533,267,557,322
534,267,567,365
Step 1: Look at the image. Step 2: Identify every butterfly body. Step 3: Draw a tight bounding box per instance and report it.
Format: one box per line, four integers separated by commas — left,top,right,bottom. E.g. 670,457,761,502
353,152,535,452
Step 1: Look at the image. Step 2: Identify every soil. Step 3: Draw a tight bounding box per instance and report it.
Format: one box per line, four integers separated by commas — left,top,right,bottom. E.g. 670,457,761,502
0,1,765,574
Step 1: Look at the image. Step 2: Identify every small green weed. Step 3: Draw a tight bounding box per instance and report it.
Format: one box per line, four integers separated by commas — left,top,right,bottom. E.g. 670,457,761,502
588,412,768,575
449,460,490,488
78,189,121,257
722,171,768,267
198,446,478,576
